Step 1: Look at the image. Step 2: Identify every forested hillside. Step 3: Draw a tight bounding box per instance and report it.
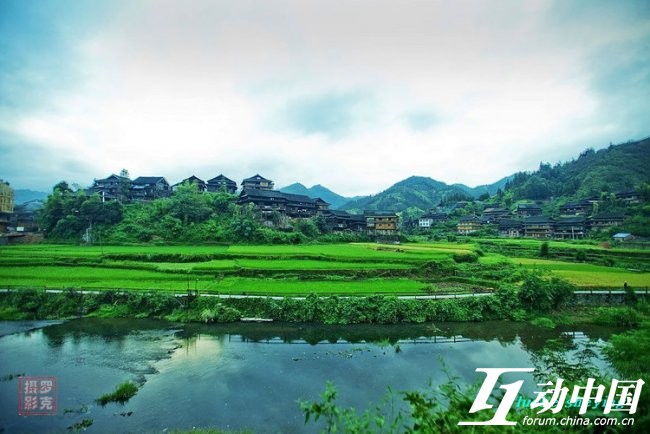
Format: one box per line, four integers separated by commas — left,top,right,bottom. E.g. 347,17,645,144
505,138,650,200
341,176,471,214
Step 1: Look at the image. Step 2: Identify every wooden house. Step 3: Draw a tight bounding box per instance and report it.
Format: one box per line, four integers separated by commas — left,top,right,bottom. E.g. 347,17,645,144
614,190,640,204
523,216,554,238
364,211,399,236
481,207,511,223
515,203,543,218
457,215,482,234
207,175,237,194
559,200,593,216
498,219,523,238
554,216,587,239
590,212,625,231
172,176,207,192
92,174,132,201
130,176,171,201
241,174,274,191
238,189,328,219
0,180,14,213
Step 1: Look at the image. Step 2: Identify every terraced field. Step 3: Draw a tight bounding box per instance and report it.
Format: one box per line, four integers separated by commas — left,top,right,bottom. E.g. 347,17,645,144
0,240,648,294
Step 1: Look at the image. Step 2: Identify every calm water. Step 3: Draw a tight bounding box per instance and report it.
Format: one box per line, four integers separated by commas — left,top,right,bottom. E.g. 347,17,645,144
0,319,620,433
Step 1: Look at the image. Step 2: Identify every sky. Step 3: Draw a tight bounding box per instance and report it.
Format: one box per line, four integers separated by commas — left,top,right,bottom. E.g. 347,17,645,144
1,0,649,197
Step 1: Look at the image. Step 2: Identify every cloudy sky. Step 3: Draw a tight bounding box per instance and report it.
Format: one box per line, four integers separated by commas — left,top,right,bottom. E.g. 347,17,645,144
1,0,649,196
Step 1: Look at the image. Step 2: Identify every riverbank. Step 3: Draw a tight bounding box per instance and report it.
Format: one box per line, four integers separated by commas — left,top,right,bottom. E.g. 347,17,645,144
1,287,647,329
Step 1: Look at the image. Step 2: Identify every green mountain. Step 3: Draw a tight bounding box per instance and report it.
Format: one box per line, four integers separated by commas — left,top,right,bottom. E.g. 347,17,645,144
506,137,650,200
453,175,513,198
340,176,471,214
279,183,352,209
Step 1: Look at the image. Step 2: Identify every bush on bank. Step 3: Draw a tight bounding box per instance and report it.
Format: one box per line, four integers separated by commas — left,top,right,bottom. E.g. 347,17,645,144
0,288,524,324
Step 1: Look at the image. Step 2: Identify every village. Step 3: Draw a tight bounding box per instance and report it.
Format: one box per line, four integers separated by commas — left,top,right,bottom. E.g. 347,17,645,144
1,172,640,243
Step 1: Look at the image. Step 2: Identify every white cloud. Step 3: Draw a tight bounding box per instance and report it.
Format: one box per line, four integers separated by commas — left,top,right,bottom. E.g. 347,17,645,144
1,0,648,196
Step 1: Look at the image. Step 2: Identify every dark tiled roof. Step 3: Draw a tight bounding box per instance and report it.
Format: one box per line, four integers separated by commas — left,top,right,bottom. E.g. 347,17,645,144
96,174,130,182
498,219,523,229
364,211,397,217
240,189,319,204
591,212,625,220
523,216,554,224
242,174,272,183
133,176,166,185
207,174,236,184
555,216,587,224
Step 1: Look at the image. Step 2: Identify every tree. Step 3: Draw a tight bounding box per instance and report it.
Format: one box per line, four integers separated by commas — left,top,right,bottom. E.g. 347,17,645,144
540,241,549,258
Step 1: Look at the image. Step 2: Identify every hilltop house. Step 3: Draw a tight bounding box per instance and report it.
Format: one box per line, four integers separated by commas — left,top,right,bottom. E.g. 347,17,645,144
207,175,237,194
241,174,274,191
130,176,171,201
457,215,482,234
172,176,207,192
91,174,132,201
238,189,329,219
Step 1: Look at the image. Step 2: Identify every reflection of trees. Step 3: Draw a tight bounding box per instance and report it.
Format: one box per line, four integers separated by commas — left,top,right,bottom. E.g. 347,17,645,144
41,318,172,348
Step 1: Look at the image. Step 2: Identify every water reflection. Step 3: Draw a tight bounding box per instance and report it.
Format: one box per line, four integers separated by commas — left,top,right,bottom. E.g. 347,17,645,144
0,319,623,434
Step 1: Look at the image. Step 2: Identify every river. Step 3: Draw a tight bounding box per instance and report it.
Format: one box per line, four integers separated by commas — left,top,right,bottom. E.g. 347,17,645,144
0,319,620,433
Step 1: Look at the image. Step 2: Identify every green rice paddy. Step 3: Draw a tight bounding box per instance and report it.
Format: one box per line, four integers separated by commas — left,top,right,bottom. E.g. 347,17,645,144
0,241,648,294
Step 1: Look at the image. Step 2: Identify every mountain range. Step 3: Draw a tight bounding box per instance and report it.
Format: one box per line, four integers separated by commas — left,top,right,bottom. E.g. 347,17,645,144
11,137,650,214
281,137,649,213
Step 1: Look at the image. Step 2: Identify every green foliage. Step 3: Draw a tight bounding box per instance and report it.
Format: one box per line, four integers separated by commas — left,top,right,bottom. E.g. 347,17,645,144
592,307,640,327
96,381,138,406
452,252,478,263
539,241,549,258
518,274,575,313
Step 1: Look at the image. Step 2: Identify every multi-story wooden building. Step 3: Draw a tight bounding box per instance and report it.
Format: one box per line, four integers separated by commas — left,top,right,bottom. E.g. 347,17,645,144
554,216,587,239
238,189,329,219
365,211,399,236
241,174,274,191
130,177,171,201
481,207,511,223
172,176,207,192
523,216,554,238
207,175,237,194
515,203,543,218
0,180,14,214
498,219,523,238
457,215,482,234
0,179,14,233
559,200,593,216
92,174,132,201
590,212,625,231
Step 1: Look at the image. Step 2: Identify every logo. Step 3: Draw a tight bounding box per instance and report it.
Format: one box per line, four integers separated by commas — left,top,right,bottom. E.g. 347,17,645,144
459,368,644,427
18,376,57,416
